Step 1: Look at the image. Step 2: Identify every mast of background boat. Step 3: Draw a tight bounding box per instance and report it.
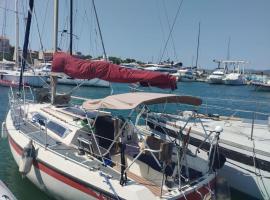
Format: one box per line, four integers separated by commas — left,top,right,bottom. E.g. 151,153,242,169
195,22,200,69
69,0,73,55
14,0,19,66
225,36,230,72
92,0,107,61
51,0,59,104
18,0,34,92
1,0,7,61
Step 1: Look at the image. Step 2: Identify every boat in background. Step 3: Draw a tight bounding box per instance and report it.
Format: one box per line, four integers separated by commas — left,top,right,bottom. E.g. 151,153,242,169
251,80,270,91
178,68,196,82
0,69,47,88
35,63,110,87
53,74,110,87
143,98,270,199
223,61,247,85
207,60,228,84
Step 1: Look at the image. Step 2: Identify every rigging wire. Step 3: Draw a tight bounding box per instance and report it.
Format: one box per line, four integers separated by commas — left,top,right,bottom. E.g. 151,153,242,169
162,0,178,62
155,1,168,63
0,6,24,16
1,0,7,60
158,0,184,64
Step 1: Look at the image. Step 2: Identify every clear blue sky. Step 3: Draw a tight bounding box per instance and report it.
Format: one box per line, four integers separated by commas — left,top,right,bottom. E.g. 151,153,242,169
1,0,270,70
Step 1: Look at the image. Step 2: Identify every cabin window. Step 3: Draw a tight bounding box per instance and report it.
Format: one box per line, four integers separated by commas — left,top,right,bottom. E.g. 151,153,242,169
32,112,70,138
47,121,67,137
32,113,47,125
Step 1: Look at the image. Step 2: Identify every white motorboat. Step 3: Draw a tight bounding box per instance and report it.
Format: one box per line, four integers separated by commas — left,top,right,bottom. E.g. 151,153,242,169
223,73,246,85
143,101,270,199
207,60,228,84
178,68,196,82
223,60,247,85
144,66,180,81
207,70,226,84
251,79,270,91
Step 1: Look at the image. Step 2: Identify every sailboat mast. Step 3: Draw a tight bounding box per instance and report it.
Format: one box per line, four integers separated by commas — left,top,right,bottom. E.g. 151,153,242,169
51,0,59,104
227,36,231,60
195,22,200,68
15,0,19,66
69,0,73,55
19,0,34,92
92,0,107,61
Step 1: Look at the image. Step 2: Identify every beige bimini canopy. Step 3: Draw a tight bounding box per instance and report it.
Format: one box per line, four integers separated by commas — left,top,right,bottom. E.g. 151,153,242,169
82,92,202,110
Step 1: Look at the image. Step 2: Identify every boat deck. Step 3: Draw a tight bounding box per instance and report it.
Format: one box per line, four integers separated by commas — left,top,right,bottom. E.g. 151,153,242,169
17,119,121,180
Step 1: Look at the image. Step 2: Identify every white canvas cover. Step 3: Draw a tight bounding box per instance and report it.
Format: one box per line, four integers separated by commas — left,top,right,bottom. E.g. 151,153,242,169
82,92,202,110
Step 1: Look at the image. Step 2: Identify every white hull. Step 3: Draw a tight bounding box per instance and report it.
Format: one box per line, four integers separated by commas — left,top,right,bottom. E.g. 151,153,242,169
0,70,47,87
0,180,17,200
6,108,216,200
146,115,270,199
48,77,110,87
207,77,224,84
223,79,246,85
179,77,196,82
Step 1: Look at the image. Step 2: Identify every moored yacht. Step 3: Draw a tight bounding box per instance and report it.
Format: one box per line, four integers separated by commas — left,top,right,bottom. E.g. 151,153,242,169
223,60,247,85
0,69,47,88
5,90,221,200
207,60,228,84
178,68,196,82
143,99,270,199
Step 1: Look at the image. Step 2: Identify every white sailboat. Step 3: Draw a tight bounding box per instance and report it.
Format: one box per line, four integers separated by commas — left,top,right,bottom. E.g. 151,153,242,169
143,100,270,199
0,0,47,88
3,1,219,199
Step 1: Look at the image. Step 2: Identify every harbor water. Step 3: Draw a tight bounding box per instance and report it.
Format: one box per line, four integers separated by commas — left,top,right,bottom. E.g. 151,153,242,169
1,82,270,200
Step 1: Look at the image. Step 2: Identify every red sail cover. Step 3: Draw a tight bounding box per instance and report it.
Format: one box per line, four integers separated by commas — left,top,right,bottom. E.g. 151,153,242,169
52,52,177,90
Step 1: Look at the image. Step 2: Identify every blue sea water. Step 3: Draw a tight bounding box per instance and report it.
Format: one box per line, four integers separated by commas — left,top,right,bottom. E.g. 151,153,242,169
0,82,269,200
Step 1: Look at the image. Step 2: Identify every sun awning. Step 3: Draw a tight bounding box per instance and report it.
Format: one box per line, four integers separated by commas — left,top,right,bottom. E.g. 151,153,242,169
82,92,202,110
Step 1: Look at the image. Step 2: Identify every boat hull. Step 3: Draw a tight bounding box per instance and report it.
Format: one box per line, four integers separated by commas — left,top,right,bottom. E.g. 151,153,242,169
146,120,270,199
207,78,224,84
6,111,216,200
3,74,47,87
48,78,110,88
223,79,246,85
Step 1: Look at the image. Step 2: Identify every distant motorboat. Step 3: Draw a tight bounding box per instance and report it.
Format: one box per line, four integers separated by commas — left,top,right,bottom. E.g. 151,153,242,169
251,80,270,91
223,60,247,85
144,66,180,81
178,68,196,82
207,60,228,84
207,69,226,84
223,73,247,85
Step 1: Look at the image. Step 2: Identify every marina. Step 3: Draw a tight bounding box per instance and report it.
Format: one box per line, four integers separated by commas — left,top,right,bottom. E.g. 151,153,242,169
0,0,270,200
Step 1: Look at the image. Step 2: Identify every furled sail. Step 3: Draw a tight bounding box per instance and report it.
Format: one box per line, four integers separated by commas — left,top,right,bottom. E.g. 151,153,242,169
52,52,177,90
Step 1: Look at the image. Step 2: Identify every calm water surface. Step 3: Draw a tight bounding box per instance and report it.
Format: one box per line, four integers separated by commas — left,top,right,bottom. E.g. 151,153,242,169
1,82,269,200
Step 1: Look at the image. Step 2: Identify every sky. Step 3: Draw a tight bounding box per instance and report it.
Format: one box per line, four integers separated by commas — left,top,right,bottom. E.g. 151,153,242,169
0,0,270,70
